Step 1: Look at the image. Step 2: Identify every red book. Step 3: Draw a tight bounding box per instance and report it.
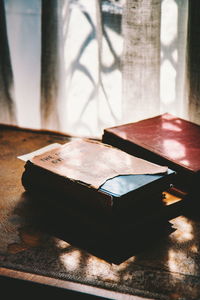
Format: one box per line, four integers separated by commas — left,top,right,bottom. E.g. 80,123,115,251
103,113,200,192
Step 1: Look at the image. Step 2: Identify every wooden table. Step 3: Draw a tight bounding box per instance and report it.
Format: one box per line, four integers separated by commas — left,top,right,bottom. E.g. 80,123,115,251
0,124,200,300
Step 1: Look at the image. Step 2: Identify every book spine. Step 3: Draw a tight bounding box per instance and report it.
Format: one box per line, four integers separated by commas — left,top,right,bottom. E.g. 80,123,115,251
22,161,113,215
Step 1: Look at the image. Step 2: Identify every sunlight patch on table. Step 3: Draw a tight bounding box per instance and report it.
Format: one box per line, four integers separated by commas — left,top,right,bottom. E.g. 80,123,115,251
168,249,196,274
170,216,193,243
60,249,81,271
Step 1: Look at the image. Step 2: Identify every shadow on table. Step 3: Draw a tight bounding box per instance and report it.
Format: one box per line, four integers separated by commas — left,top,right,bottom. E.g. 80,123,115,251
13,191,178,265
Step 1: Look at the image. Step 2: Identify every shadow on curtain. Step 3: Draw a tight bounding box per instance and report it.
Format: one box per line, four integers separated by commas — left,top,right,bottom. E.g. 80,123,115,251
0,0,199,138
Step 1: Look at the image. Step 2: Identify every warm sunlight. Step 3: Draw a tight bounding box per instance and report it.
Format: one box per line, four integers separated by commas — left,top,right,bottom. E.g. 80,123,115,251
55,238,71,249
168,249,196,274
87,256,118,281
170,216,194,243
59,0,123,137
160,0,188,116
161,121,182,132
163,139,186,160
60,249,81,271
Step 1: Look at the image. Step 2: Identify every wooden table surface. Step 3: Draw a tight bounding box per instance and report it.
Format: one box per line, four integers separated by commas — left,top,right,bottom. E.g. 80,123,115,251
0,124,200,300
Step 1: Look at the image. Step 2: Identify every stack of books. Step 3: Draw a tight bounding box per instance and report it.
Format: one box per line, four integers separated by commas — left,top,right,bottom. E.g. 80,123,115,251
20,138,180,262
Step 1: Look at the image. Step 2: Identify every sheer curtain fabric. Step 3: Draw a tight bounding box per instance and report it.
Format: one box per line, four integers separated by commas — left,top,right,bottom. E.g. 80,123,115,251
1,0,199,138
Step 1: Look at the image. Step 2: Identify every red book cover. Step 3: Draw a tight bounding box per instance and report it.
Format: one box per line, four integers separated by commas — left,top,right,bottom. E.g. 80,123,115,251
103,113,200,191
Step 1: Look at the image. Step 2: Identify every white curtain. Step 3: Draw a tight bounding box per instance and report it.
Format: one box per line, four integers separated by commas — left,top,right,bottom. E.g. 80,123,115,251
3,0,41,128
1,0,198,138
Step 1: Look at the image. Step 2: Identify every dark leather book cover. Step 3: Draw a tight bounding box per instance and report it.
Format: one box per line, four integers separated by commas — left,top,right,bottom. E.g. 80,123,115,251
21,139,176,217
103,113,200,191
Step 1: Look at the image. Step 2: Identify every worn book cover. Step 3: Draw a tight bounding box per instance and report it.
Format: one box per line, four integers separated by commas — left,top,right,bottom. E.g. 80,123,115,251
20,139,176,219
103,113,200,192
19,139,180,260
